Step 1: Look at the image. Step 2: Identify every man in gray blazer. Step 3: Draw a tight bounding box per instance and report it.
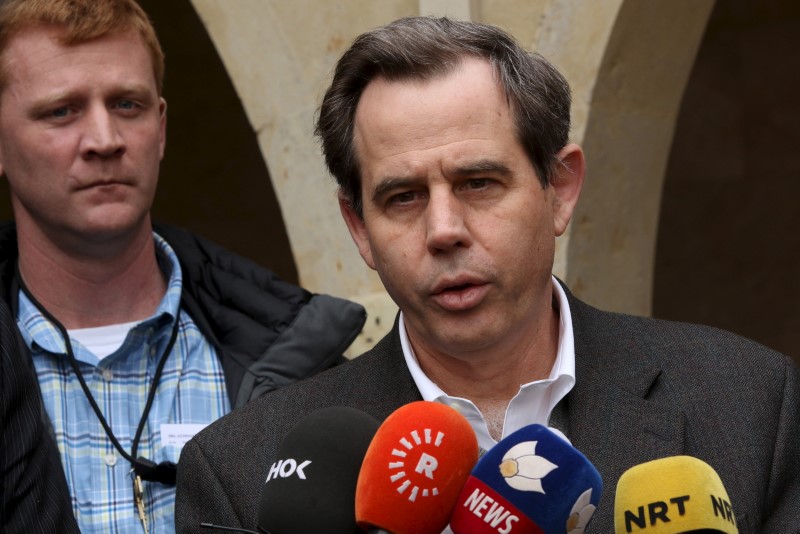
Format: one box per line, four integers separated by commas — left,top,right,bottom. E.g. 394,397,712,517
176,17,798,533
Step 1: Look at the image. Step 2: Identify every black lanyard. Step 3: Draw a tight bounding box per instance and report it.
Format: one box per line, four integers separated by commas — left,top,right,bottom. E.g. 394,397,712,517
17,271,180,486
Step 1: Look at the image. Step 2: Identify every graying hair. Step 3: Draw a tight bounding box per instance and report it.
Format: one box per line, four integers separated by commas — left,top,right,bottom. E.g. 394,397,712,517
315,16,572,216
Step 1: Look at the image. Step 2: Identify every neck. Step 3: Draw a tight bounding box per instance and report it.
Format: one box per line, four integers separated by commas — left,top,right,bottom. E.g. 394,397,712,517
410,301,560,422
16,220,167,329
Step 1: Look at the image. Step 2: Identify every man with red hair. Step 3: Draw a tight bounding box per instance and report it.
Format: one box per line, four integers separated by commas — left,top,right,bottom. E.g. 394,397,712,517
0,1,364,532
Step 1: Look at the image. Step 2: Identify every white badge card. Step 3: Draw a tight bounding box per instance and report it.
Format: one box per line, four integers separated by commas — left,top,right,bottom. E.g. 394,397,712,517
161,423,209,448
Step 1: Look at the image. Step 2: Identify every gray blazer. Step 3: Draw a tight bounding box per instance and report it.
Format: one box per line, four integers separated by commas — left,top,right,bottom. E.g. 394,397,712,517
176,288,799,533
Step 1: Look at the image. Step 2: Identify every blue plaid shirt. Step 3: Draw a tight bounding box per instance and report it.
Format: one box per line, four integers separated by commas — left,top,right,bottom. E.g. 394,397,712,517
21,233,230,534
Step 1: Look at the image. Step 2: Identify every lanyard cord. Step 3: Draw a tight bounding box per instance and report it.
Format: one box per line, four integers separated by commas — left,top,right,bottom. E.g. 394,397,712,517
17,268,180,485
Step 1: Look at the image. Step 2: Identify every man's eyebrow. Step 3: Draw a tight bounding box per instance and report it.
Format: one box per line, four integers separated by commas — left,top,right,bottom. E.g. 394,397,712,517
113,83,155,97
26,83,155,115
371,176,421,203
452,159,512,176
26,91,77,115
370,160,513,202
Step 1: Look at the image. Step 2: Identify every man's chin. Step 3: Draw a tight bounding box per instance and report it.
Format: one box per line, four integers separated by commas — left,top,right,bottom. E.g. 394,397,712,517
57,213,152,254
417,320,505,357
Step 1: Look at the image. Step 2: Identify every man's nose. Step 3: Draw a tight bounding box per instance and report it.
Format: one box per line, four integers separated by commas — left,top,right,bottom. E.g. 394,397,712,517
425,190,472,254
80,107,126,159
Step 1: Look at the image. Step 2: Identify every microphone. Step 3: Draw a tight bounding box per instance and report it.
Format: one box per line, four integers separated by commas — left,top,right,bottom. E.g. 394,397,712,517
355,401,479,534
256,406,380,534
450,424,602,534
614,455,738,533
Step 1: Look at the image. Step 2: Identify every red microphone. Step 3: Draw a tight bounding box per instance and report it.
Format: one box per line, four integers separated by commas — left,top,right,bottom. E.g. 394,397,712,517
355,401,479,534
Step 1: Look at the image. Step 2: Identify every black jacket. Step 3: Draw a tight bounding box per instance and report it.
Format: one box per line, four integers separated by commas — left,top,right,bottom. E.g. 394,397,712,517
1,298,80,533
0,222,367,409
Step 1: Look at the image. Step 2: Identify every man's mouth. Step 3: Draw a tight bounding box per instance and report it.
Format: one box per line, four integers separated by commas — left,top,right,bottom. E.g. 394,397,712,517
431,275,484,294
436,282,474,294
75,179,128,191
430,278,488,311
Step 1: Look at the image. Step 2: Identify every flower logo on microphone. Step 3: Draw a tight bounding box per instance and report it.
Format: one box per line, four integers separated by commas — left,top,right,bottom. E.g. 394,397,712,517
388,428,445,502
566,488,596,534
498,441,557,493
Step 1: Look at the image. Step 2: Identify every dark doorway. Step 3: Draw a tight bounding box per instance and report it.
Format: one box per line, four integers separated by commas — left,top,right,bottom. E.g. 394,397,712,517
141,0,297,283
654,0,800,360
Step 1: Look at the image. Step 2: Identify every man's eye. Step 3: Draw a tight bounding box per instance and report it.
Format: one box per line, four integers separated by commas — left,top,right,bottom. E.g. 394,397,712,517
390,191,417,204
466,178,489,189
49,107,70,118
116,100,139,111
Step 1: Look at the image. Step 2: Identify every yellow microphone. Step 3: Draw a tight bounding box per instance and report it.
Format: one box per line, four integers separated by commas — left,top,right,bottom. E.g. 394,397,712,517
614,456,738,533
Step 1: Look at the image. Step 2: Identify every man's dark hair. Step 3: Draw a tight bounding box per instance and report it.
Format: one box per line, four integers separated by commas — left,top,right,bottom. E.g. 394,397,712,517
315,16,572,216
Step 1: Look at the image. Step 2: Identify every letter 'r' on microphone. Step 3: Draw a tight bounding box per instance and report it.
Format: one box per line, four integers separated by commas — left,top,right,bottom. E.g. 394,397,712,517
614,455,738,534
355,401,479,534
450,424,601,534
257,406,380,534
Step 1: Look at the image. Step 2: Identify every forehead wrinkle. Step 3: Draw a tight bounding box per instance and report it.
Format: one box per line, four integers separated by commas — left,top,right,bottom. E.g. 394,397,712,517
356,86,497,156
2,27,157,99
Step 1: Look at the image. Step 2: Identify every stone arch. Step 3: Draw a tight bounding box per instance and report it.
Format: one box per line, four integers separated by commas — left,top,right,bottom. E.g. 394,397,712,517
562,0,715,316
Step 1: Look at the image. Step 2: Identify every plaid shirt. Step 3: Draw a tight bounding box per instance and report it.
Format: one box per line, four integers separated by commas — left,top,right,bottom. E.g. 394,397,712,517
21,233,230,534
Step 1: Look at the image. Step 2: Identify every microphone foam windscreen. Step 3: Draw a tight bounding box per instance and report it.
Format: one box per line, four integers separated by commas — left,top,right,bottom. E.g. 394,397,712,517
355,401,479,534
614,455,738,534
450,424,601,534
257,406,380,534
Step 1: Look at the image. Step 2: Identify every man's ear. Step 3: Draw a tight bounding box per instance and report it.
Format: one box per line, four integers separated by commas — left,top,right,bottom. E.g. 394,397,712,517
338,193,376,270
158,97,167,160
0,132,5,176
550,143,585,236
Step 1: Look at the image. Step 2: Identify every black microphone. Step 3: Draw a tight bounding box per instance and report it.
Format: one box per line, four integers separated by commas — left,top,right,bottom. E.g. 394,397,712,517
256,406,380,533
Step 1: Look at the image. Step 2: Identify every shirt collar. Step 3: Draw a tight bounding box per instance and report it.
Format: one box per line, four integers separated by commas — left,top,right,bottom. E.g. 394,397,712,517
152,231,183,322
17,231,183,363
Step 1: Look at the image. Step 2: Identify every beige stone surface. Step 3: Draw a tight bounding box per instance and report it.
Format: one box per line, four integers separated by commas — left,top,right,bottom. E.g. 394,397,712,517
419,0,475,19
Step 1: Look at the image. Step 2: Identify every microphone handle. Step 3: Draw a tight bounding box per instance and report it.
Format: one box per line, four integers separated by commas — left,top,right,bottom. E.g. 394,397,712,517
367,529,393,534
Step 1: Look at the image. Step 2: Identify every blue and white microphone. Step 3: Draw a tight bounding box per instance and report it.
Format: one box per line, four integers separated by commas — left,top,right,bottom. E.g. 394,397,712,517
450,424,601,534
